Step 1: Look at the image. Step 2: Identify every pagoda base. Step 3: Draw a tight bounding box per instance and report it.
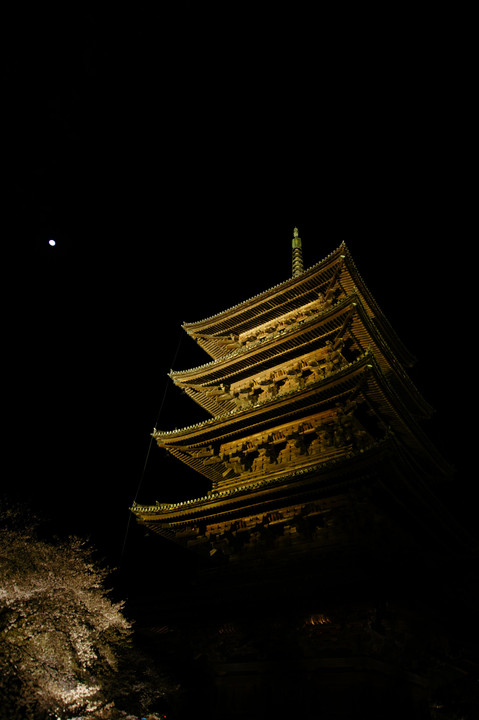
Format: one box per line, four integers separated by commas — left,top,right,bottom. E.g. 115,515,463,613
127,536,477,720
210,658,429,720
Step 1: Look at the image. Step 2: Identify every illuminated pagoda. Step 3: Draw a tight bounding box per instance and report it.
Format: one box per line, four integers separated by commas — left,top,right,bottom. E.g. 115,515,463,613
131,230,472,719
132,229,454,566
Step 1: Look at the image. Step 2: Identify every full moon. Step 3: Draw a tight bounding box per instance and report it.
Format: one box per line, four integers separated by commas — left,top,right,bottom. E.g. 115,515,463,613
48,239,56,246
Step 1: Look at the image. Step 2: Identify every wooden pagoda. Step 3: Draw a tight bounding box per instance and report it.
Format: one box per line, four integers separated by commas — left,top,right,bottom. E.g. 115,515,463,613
132,230,455,565
130,231,473,719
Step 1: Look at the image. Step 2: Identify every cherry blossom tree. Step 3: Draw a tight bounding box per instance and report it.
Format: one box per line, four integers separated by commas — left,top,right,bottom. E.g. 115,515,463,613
0,504,132,719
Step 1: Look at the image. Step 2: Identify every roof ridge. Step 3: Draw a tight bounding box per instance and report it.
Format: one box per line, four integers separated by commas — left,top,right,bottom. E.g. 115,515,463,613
182,242,347,329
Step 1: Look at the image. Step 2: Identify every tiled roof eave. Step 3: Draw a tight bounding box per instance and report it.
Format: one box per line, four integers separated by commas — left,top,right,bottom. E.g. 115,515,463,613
131,437,394,518
182,243,347,331
171,292,357,381
164,296,428,426
154,352,375,444
179,242,414,369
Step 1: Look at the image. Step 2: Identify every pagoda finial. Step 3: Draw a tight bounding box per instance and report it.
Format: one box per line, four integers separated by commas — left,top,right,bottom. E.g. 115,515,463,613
292,227,304,277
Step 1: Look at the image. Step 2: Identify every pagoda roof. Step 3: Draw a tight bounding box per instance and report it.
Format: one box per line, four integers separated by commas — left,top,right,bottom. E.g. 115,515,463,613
132,431,453,532
173,294,361,383
170,293,431,421
182,242,415,367
132,438,396,523
153,354,446,487
157,354,374,446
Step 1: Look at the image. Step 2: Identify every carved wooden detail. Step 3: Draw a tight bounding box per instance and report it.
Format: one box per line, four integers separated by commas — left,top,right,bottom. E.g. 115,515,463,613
228,342,348,411
238,288,339,350
171,401,376,490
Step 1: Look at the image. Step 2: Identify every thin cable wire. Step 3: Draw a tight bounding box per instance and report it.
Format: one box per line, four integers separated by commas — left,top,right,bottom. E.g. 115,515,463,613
120,332,183,563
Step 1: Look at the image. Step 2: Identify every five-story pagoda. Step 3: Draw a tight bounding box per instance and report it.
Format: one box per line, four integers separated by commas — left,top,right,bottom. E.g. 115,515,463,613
130,230,472,720
132,230,454,567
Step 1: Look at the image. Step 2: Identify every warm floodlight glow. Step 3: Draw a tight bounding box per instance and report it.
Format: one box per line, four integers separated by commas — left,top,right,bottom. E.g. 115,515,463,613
304,614,332,627
48,239,56,246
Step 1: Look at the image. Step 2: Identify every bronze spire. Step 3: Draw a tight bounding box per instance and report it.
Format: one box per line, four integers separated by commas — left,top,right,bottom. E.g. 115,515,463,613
292,227,304,277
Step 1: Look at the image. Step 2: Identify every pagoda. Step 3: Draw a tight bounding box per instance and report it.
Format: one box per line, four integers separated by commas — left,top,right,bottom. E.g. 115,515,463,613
131,231,473,720
132,230,456,564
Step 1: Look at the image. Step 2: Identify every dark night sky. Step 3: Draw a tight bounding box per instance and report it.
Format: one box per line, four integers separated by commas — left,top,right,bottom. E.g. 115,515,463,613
5,7,472,568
